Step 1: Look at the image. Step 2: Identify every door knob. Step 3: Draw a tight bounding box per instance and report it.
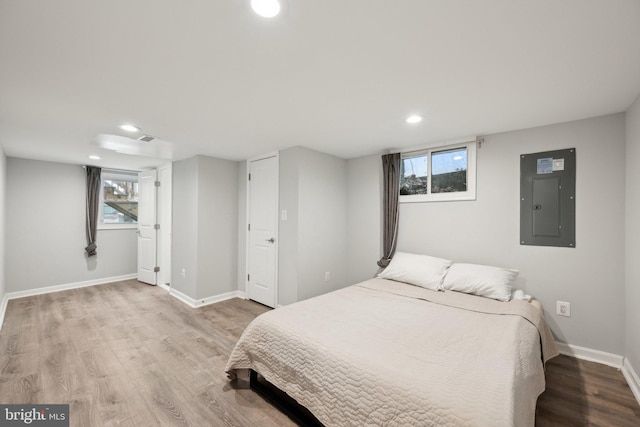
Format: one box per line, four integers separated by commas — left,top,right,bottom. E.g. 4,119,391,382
265,237,275,243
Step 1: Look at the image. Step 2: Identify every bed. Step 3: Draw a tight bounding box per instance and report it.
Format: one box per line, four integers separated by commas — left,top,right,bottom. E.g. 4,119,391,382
226,277,558,426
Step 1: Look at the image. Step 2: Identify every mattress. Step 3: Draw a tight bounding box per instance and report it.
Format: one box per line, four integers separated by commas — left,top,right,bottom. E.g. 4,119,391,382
226,278,558,426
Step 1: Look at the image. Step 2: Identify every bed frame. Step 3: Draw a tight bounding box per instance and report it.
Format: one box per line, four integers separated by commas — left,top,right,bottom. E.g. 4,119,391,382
249,369,324,427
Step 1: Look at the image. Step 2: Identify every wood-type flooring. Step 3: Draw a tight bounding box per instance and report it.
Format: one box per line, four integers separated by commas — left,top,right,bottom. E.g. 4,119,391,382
0,280,638,426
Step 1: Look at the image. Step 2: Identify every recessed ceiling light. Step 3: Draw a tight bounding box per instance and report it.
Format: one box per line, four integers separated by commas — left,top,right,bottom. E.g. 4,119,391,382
406,115,423,124
251,0,281,18
120,124,141,133
89,155,101,160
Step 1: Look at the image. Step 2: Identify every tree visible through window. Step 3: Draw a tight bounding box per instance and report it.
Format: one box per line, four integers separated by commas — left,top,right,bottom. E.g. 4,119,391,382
400,142,476,202
400,155,428,195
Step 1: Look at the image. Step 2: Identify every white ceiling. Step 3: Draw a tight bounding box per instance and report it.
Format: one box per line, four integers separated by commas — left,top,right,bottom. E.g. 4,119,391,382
1,0,639,170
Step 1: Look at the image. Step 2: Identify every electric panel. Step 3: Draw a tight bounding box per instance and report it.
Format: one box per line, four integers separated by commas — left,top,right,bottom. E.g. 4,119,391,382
520,148,575,247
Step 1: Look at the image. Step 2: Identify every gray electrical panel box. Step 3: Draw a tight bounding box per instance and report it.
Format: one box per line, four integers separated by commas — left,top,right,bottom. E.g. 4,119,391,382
520,148,575,248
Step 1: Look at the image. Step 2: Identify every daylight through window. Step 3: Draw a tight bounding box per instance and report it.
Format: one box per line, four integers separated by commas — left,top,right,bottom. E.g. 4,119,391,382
100,172,139,227
400,142,476,202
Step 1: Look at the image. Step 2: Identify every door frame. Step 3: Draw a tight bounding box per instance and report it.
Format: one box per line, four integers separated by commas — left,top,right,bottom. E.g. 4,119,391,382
157,163,172,291
245,151,279,307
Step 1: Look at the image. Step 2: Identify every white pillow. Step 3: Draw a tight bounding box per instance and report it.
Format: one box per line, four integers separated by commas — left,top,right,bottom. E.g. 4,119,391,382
442,263,518,301
377,252,452,291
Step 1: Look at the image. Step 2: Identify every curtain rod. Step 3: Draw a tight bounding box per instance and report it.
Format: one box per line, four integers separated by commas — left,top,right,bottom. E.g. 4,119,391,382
391,136,484,155
82,166,140,174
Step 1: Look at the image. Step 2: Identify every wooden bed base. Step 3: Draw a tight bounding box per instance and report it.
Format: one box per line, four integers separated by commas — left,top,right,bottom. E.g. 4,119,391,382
249,369,324,427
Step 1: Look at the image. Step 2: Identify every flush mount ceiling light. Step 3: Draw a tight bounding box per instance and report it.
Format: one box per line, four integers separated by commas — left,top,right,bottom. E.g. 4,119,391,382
89,155,101,160
251,0,281,18
406,115,423,124
120,124,141,133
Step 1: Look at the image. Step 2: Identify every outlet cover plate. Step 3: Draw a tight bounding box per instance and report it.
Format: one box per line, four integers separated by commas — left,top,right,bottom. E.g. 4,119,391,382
556,301,571,317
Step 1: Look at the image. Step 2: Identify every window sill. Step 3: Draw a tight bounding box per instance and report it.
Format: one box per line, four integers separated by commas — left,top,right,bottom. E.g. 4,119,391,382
98,224,138,230
400,192,476,203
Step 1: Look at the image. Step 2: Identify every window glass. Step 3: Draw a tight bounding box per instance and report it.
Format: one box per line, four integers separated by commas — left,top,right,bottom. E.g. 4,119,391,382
431,147,467,193
102,178,138,224
400,155,428,195
399,141,477,203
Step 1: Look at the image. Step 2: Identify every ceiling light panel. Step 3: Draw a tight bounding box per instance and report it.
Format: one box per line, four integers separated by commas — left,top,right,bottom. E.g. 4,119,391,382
406,115,423,124
251,0,281,18
120,124,141,133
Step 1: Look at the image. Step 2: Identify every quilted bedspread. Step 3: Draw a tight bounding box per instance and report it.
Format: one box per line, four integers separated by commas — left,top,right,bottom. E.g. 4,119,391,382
225,278,558,426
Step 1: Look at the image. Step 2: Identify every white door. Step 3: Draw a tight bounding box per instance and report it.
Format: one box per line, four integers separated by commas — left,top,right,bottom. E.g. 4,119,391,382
138,170,157,285
247,155,278,307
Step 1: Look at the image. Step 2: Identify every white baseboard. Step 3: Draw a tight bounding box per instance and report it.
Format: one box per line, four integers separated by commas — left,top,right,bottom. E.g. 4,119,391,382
622,358,640,406
1,277,248,329
4,274,138,301
555,341,624,368
541,342,640,406
0,293,8,333
0,273,138,331
168,288,247,309
556,342,640,406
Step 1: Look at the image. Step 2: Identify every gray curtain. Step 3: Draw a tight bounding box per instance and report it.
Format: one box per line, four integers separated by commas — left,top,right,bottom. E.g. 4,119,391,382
85,166,101,256
377,153,401,268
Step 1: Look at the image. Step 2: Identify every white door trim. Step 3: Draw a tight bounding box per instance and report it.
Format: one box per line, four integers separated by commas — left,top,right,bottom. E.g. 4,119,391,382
245,151,279,307
157,163,172,288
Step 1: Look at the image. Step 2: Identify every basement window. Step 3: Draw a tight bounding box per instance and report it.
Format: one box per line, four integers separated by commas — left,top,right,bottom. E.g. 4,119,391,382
98,171,139,229
400,142,477,202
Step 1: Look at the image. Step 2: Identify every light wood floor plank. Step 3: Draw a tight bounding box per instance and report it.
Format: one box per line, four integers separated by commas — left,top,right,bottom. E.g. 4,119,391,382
0,280,638,426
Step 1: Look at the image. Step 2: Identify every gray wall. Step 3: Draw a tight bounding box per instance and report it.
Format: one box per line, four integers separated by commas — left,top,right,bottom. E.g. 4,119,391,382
237,161,247,293
347,114,627,356
626,95,640,370
346,153,382,284
278,148,301,305
0,148,5,302
171,155,239,301
196,156,239,299
278,147,348,305
171,156,199,298
297,149,348,301
5,158,137,292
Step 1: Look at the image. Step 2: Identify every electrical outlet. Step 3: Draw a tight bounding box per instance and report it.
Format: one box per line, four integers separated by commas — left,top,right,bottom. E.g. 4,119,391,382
181,268,186,278
556,301,571,317
281,210,288,221
325,272,330,282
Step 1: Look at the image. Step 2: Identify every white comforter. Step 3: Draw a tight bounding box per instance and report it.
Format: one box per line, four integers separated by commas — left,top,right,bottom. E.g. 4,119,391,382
226,278,558,426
